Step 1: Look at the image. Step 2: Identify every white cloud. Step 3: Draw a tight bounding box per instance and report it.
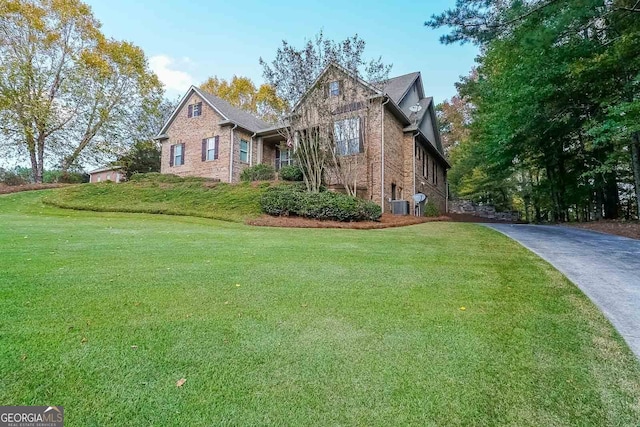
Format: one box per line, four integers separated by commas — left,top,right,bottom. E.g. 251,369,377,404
149,55,196,94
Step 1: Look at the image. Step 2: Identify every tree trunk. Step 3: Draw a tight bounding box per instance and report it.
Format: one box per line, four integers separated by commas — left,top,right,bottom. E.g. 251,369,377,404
595,190,603,220
603,170,619,219
35,133,45,183
28,145,39,183
631,132,640,219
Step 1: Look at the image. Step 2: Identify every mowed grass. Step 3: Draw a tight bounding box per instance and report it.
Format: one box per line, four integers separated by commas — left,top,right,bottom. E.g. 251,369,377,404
43,174,269,223
1,191,640,426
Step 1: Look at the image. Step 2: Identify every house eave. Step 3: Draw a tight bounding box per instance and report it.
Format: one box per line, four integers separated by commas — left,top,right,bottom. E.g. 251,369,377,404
88,165,124,174
407,128,451,169
385,97,411,126
218,120,261,134
155,86,231,138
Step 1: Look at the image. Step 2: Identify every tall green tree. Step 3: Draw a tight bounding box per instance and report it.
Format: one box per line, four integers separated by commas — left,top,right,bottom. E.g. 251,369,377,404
427,0,640,220
0,0,163,182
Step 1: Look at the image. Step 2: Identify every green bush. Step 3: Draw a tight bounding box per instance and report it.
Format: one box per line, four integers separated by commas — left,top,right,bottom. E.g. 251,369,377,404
0,171,28,186
240,164,275,182
279,165,303,181
0,167,30,185
44,170,87,183
424,200,440,217
260,184,381,222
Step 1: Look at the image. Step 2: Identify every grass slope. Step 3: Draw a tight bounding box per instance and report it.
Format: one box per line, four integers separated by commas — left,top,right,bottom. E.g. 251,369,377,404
1,191,639,426
43,174,270,223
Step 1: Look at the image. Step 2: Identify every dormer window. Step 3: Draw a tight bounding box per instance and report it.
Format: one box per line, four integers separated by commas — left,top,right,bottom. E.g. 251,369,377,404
188,102,202,118
328,80,340,97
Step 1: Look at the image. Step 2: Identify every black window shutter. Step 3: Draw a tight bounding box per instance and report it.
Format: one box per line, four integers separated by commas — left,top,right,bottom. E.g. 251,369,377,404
202,139,207,161
169,144,174,167
181,143,186,165
214,136,219,160
198,102,202,114
339,80,345,96
188,104,193,118
324,84,329,98
359,116,365,153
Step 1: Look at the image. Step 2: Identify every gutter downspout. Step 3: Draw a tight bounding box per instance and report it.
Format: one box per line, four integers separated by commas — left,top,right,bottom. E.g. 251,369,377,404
250,131,257,167
381,97,390,213
229,124,238,183
413,131,419,215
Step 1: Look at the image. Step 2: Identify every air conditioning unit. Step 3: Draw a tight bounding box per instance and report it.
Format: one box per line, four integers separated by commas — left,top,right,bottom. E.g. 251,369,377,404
391,200,410,215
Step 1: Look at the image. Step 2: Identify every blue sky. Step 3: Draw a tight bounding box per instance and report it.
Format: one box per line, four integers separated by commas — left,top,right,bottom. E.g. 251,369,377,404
87,0,477,104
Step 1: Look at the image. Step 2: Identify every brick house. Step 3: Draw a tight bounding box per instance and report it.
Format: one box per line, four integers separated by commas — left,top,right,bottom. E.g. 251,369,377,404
155,64,449,213
88,166,124,183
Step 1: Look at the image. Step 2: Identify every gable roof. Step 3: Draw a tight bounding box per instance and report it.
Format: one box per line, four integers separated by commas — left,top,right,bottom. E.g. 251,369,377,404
291,62,383,113
198,89,270,132
383,72,421,104
405,96,433,127
88,165,123,174
156,86,271,137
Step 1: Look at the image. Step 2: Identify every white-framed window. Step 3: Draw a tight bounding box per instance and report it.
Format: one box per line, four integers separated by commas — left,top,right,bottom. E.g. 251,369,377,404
329,80,340,96
334,117,361,156
240,140,249,163
173,143,183,166
188,102,202,118
206,138,216,160
276,148,293,170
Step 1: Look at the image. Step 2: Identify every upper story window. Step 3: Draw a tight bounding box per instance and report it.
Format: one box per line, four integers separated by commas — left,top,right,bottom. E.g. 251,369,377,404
240,140,249,163
328,80,341,97
188,102,202,118
334,117,362,156
171,143,185,166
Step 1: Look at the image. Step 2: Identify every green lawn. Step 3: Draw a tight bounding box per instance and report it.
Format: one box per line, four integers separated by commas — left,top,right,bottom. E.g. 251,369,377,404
43,174,270,222
1,191,639,426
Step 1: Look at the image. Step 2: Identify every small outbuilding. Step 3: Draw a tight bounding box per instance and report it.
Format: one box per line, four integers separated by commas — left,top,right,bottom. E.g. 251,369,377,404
88,166,124,183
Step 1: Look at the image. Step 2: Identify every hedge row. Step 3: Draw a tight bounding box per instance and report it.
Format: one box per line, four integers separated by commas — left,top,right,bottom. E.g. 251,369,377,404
240,164,275,182
260,184,381,222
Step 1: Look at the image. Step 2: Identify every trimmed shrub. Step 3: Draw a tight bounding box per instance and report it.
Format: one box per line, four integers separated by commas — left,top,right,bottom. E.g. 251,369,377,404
0,171,28,186
279,165,303,181
424,200,440,217
240,164,275,182
260,184,381,222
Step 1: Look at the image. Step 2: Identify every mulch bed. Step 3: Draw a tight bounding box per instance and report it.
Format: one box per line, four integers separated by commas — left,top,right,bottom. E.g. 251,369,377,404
247,213,452,229
568,220,640,240
0,183,70,195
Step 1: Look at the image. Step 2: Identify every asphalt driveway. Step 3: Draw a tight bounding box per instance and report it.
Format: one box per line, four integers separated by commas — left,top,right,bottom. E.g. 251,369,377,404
484,224,640,359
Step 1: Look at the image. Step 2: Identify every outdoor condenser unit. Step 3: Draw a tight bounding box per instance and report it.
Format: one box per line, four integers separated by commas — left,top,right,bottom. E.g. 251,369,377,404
391,200,410,215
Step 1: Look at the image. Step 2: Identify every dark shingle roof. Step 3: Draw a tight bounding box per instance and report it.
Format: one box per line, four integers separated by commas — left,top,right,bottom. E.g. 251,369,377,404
382,72,420,104
197,89,271,132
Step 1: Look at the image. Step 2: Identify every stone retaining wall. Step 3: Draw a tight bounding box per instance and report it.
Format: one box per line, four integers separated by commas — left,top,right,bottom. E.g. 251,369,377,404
449,200,520,222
